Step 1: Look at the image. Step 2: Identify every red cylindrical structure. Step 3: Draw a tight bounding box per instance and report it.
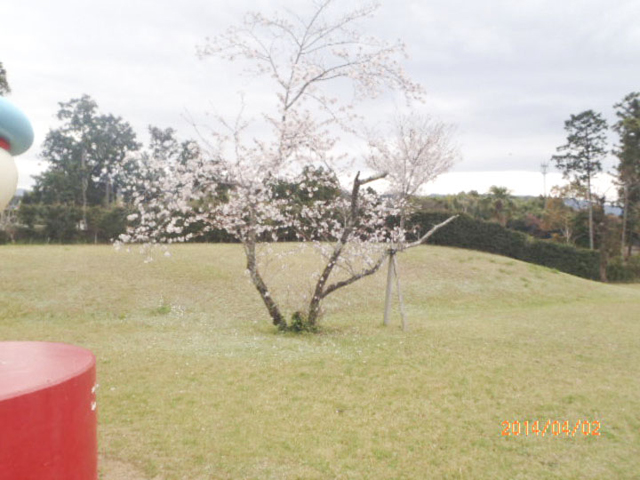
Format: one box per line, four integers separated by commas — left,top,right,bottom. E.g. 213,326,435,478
0,342,97,480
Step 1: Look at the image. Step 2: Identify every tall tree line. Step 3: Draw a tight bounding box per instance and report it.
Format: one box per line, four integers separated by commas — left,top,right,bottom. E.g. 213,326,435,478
613,93,640,259
14,94,203,242
549,92,640,257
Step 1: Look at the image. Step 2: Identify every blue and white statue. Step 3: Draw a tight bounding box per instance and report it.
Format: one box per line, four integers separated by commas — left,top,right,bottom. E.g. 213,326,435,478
0,97,34,210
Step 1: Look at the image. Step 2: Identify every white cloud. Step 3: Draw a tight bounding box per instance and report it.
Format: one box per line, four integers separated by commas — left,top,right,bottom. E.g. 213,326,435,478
1,0,636,199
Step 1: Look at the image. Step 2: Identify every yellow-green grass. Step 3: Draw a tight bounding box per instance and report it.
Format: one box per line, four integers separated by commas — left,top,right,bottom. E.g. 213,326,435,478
1,244,639,479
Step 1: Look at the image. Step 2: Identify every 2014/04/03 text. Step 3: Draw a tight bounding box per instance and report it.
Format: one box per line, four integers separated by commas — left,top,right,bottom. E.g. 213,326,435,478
501,420,601,437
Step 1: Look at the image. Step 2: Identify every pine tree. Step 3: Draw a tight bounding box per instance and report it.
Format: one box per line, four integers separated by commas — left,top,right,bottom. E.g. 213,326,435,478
551,110,608,250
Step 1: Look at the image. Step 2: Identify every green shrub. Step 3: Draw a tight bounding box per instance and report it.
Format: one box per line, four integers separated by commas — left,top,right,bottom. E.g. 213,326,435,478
287,311,318,333
13,203,130,244
86,206,130,243
42,204,82,243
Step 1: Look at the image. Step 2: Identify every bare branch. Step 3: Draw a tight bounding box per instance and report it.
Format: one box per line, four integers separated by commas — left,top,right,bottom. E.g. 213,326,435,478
322,250,387,297
303,1,379,53
403,215,458,250
357,171,387,186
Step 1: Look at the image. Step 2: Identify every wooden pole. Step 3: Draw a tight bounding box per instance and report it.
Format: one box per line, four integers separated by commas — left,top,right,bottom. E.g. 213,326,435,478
379,215,458,331
392,254,407,331
383,251,394,326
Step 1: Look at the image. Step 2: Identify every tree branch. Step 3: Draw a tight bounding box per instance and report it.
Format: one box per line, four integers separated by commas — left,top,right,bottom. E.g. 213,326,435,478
403,215,458,250
357,171,388,186
322,251,387,298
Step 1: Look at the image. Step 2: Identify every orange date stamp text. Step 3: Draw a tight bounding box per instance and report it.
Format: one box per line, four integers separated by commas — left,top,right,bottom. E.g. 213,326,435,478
501,420,601,437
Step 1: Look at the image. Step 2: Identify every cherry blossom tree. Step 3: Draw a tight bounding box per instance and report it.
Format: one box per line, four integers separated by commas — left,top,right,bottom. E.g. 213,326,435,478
119,0,454,331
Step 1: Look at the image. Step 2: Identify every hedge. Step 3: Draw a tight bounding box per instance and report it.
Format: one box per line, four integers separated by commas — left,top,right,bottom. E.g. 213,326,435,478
409,212,601,281
606,256,640,282
0,204,130,244
4,204,636,282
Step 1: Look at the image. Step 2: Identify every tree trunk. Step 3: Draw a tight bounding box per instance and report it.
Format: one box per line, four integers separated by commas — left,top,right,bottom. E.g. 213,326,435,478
307,243,344,326
81,149,88,231
244,209,286,329
599,247,608,282
587,176,594,250
245,240,286,329
597,196,608,282
563,219,572,244
621,183,629,260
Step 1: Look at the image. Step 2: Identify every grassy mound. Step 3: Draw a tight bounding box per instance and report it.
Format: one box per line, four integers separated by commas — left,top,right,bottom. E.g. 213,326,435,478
1,244,639,479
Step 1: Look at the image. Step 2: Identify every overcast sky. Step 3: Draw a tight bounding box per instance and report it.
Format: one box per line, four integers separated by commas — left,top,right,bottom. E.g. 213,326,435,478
2,0,638,198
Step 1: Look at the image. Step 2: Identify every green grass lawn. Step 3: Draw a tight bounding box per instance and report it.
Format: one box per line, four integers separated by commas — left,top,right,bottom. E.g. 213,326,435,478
1,244,639,479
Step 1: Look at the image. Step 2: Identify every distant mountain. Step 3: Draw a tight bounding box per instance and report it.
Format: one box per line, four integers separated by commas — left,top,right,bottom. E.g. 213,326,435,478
423,193,624,216
564,198,622,216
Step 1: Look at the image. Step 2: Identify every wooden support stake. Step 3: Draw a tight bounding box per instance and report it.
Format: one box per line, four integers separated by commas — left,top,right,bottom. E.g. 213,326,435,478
392,254,408,331
383,252,394,326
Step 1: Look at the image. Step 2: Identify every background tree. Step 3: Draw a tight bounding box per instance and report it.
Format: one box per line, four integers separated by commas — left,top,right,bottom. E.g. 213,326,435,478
593,194,623,281
542,185,580,244
34,95,140,226
551,110,608,250
145,126,201,166
271,165,342,241
0,62,10,95
613,92,640,259
482,186,515,227
121,0,439,331
442,191,484,219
